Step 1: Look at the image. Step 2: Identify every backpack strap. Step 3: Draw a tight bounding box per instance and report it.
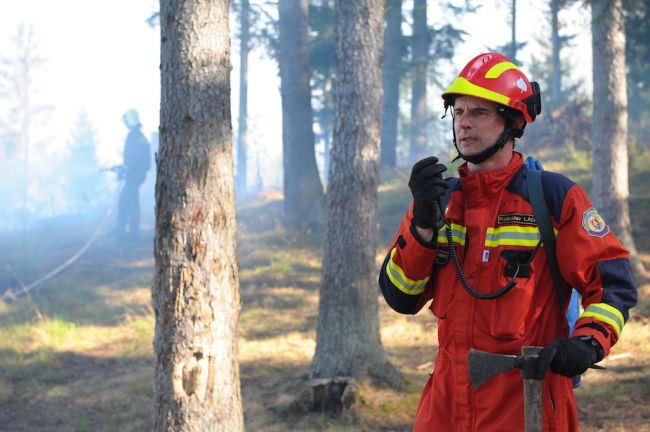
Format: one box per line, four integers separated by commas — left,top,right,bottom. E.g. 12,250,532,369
526,167,566,312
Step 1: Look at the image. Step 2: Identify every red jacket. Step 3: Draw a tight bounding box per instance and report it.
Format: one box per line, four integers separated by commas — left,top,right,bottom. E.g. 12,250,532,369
379,152,637,431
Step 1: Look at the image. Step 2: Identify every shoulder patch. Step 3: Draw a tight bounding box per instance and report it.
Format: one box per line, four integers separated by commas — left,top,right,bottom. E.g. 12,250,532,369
582,207,609,238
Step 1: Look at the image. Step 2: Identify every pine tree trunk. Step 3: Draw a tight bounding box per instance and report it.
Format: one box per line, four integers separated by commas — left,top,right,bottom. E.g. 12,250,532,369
550,0,576,152
321,85,333,188
511,0,517,62
409,0,428,164
278,0,325,229
591,0,641,272
236,0,250,198
153,1,243,430
551,0,561,105
311,0,401,391
380,0,402,168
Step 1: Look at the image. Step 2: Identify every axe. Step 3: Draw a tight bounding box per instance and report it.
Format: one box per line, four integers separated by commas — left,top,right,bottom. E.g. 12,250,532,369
468,347,544,432
467,346,604,432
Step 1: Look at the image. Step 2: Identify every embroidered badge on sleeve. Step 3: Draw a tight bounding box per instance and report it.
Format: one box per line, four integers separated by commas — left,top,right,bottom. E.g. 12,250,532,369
582,207,609,238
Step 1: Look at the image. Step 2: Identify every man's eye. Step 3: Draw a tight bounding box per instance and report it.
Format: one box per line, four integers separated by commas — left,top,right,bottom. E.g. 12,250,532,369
454,110,463,116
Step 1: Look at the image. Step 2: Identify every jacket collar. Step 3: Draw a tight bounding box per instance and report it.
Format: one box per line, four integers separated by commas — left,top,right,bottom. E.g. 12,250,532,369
457,152,524,201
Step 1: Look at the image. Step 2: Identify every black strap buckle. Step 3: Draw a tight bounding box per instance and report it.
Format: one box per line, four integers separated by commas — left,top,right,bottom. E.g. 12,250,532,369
504,260,531,278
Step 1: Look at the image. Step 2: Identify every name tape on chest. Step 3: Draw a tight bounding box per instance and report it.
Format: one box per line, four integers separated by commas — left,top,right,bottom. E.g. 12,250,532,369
497,213,536,226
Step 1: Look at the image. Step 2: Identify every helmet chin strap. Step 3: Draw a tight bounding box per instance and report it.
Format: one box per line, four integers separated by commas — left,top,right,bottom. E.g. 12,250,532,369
452,127,518,164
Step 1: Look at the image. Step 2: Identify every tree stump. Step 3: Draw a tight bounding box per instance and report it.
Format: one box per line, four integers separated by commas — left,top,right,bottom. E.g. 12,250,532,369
307,377,357,414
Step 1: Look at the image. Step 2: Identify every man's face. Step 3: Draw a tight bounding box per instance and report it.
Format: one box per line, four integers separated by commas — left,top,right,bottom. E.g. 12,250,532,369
453,96,506,157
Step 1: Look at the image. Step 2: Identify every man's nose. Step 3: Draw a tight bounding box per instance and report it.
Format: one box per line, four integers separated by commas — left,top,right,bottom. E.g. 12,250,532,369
456,112,471,128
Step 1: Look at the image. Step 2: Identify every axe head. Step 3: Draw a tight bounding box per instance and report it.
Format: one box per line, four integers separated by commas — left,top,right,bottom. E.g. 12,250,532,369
467,348,520,389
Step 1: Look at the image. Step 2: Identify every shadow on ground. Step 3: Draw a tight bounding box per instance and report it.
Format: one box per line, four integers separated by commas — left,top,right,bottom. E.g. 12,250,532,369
0,350,152,432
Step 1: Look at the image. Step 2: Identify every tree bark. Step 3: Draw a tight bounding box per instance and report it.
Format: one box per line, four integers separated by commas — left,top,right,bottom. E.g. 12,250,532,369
408,0,428,164
591,0,641,272
551,0,561,105
319,83,334,187
311,0,401,389
278,0,325,229
380,0,402,168
154,1,243,430
511,0,518,62
235,0,250,198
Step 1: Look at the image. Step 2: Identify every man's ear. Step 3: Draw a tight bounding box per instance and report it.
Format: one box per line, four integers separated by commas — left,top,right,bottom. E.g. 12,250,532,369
514,114,526,129
511,114,527,139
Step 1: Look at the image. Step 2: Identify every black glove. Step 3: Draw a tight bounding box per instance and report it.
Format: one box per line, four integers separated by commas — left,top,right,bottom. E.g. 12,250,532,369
536,336,604,378
408,157,448,229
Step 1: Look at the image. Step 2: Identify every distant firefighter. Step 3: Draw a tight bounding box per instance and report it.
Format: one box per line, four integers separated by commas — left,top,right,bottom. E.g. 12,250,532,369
115,109,150,239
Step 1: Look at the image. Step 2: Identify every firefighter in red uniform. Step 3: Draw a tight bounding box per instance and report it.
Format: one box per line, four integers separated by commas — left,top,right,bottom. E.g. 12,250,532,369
378,52,637,431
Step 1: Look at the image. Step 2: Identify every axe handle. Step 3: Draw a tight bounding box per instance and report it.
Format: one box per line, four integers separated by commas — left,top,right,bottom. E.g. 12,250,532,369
523,378,542,432
521,346,543,432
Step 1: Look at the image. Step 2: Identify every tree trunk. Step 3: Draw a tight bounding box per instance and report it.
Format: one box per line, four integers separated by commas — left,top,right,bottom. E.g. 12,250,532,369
2,25,47,250
235,0,250,199
409,0,428,165
591,0,641,273
551,0,561,105
278,0,325,229
320,84,333,188
511,0,517,63
549,0,576,152
380,0,402,168
154,1,243,431
311,0,401,392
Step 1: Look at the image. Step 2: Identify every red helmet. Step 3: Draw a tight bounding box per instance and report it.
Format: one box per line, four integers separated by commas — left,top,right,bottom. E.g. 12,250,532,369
442,52,541,123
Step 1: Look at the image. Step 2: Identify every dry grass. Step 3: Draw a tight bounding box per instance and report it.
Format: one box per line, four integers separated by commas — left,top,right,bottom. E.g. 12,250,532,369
0,153,649,430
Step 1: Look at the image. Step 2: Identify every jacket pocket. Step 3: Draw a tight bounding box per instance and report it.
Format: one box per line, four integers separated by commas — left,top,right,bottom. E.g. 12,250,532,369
430,265,455,319
490,249,535,339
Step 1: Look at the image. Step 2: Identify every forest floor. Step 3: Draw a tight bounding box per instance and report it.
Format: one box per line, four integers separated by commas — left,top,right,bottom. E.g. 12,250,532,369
0,150,649,431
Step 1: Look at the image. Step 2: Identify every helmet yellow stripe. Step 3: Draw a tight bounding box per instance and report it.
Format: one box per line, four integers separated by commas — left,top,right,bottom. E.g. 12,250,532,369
443,77,510,106
485,61,520,79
